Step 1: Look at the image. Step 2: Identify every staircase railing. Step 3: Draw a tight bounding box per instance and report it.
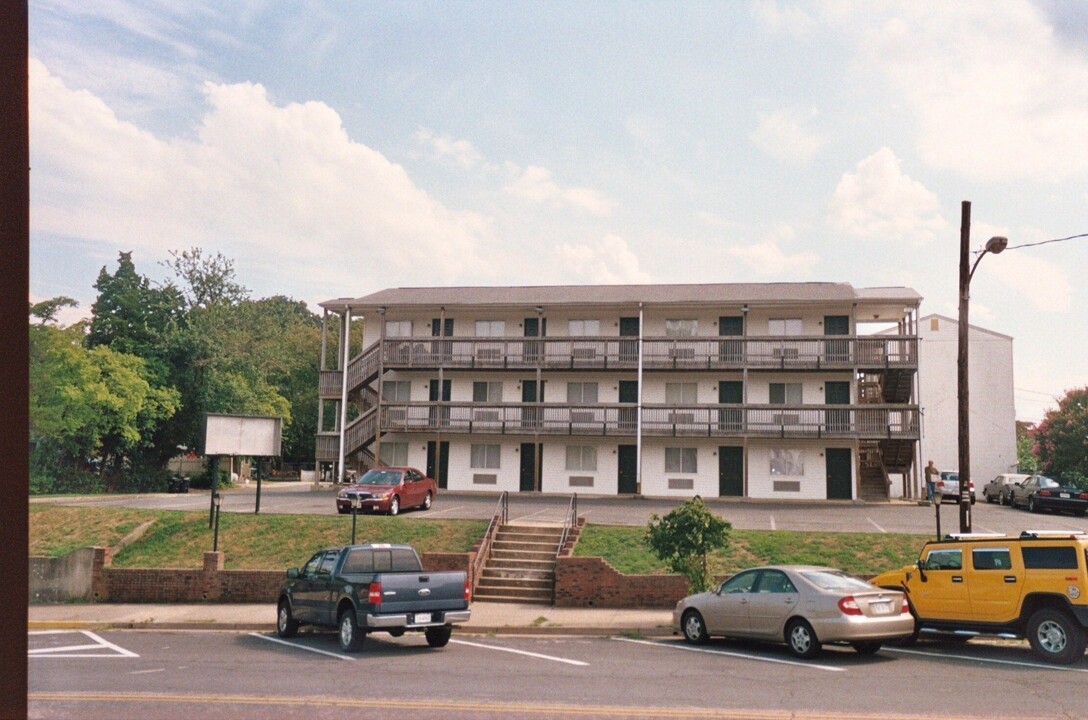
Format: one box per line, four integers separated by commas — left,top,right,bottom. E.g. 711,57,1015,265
557,494,578,560
471,491,508,595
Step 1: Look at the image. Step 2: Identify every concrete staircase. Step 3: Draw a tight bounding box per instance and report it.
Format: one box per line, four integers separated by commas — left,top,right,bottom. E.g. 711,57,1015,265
473,524,565,604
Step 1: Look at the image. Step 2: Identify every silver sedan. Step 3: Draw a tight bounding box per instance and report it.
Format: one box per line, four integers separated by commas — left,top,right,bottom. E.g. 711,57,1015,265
673,565,914,658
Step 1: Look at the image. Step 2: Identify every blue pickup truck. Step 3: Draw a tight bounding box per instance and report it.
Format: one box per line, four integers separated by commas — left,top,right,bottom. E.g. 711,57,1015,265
276,543,471,652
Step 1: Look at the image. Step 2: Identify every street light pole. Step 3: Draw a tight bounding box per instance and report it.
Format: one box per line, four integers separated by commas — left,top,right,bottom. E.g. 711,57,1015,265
957,200,1008,533
212,492,222,552
351,495,361,545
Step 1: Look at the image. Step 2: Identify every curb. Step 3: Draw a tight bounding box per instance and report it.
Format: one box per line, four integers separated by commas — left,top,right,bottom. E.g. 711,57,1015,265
29,620,676,637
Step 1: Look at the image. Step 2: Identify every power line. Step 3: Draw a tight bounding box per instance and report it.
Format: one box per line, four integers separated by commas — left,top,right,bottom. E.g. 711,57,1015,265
1007,232,1088,251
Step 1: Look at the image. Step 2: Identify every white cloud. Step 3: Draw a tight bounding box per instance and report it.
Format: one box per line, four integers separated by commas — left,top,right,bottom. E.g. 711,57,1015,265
986,250,1071,314
856,1,1088,182
555,235,651,284
722,225,819,277
828,147,948,242
29,58,492,299
750,0,816,36
413,127,483,170
750,108,827,164
504,165,614,216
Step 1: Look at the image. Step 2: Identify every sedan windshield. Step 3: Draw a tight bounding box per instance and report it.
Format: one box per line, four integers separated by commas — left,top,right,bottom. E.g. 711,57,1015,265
358,470,403,486
799,570,874,592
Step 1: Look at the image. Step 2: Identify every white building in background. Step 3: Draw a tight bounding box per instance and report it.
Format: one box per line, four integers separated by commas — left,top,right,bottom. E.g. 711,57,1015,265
316,283,924,502
914,314,1018,487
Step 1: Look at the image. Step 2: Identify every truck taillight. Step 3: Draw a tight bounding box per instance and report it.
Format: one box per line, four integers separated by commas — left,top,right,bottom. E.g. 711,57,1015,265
464,577,472,602
837,596,863,616
368,581,382,605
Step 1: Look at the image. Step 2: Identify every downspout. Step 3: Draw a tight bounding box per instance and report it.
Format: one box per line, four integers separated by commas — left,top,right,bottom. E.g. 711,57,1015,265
742,303,749,497
337,308,352,482
636,302,644,495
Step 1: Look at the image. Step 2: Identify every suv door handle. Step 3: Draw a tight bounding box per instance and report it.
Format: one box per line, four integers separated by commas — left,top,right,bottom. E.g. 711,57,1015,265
1004,576,1018,583
952,576,963,582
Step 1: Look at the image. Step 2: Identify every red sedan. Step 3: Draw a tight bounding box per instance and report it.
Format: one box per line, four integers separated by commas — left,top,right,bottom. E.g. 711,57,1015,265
336,467,437,516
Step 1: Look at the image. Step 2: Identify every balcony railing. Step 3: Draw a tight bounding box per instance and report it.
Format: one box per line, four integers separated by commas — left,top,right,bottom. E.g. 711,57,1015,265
373,402,919,439
370,335,914,371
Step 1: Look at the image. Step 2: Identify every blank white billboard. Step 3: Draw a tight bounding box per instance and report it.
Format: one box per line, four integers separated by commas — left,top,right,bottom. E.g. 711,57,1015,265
203,414,282,457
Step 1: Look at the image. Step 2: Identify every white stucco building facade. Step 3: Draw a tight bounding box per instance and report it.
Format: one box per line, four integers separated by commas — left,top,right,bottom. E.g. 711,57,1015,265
914,314,1018,490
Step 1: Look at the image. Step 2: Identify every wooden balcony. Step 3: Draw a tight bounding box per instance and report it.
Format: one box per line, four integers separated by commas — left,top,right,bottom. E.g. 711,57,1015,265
375,335,914,371
373,402,919,440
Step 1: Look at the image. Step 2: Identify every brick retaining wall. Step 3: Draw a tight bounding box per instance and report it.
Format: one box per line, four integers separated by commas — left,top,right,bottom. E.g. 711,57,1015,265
554,556,688,608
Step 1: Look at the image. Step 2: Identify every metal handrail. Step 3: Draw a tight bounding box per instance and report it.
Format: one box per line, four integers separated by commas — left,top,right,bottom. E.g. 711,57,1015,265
471,491,508,595
556,493,578,560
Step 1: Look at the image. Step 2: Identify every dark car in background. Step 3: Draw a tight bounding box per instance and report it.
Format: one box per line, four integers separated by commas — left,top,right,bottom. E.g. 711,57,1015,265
982,473,1029,505
1008,475,1088,516
336,467,437,516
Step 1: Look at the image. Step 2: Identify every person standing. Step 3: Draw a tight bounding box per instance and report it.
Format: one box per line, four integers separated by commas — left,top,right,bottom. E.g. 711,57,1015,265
924,460,939,503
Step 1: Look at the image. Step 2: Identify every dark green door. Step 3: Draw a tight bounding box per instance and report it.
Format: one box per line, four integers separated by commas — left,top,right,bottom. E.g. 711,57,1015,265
431,318,453,362
718,380,743,432
826,448,853,499
718,316,743,364
618,445,638,494
428,379,451,428
823,315,850,363
426,441,450,489
523,317,545,363
825,381,850,433
521,380,543,429
520,443,539,492
619,317,639,363
718,446,743,496
618,380,638,431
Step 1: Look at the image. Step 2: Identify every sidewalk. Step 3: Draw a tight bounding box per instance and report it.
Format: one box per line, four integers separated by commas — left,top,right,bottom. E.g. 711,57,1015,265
28,602,676,637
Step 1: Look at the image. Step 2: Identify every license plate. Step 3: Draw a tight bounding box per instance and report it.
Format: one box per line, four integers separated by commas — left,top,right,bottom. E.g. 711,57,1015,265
415,613,432,624
870,602,891,615
1060,493,1071,498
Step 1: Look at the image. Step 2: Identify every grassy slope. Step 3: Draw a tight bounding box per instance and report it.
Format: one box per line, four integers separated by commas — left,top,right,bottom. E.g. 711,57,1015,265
30,506,927,575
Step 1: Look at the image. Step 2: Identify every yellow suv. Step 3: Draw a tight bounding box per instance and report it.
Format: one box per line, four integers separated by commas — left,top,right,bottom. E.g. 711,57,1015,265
870,530,1088,664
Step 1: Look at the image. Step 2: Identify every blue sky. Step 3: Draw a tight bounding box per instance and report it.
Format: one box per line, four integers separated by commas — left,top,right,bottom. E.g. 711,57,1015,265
28,1,1088,422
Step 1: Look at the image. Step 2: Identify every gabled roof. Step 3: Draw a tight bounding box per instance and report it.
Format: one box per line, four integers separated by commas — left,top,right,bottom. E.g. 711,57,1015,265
321,282,921,321
916,313,1014,341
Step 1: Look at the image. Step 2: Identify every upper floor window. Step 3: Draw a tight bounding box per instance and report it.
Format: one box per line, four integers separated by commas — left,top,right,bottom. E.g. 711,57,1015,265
666,319,698,337
473,381,503,403
769,382,802,404
567,382,598,403
385,320,411,337
568,319,600,336
665,383,698,404
384,380,411,402
768,318,802,336
475,320,505,337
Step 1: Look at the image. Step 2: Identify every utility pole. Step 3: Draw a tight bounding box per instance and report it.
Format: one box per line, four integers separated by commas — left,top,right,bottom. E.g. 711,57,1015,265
957,201,972,533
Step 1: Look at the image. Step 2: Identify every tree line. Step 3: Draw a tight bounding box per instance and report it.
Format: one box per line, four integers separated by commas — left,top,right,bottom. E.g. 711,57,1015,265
29,249,331,493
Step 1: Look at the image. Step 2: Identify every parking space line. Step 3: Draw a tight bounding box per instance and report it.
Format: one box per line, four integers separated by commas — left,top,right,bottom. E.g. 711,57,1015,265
615,637,845,672
249,633,356,660
866,517,886,533
885,646,1088,672
419,504,465,517
769,515,776,531
29,630,139,658
450,638,589,666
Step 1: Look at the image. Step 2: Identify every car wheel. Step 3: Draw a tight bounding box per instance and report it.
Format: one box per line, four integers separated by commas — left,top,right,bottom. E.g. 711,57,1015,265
1027,609,1086,664
786,619,822,659
425,626,452,648
984,492,994,504
276,600,299,638
422,492,433,511
388,496,400,516
851,641,882,655
338,610,366,652
1029,496,1040,513
681,610,709,645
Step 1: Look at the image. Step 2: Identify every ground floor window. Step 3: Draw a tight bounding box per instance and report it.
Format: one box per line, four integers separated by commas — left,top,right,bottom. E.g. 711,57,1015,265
470,443,501,469
665,447,697,473
379,442,408,466
565,445,597,472
770,448,804,475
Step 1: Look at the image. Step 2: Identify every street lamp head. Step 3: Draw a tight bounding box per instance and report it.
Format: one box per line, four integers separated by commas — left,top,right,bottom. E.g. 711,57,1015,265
985,236,1008,254
212,492,221,508
351,495,362,510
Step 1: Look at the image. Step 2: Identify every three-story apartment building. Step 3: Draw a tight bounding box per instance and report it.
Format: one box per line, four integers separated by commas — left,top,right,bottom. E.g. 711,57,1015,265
316,282,921,501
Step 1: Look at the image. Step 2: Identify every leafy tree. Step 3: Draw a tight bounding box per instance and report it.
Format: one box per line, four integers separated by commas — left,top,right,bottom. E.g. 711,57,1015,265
163,247,249,309
1032,387,1088,488
645,497,732,592
1015,420,1039,473
29,296,79,325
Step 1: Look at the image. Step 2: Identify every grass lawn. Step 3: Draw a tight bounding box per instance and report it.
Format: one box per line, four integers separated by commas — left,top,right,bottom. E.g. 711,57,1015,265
30,506,928,576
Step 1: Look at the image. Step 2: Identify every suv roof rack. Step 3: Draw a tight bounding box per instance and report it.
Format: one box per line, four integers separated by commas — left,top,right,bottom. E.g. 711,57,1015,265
1020,530,1086,539
947,533,1007,540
